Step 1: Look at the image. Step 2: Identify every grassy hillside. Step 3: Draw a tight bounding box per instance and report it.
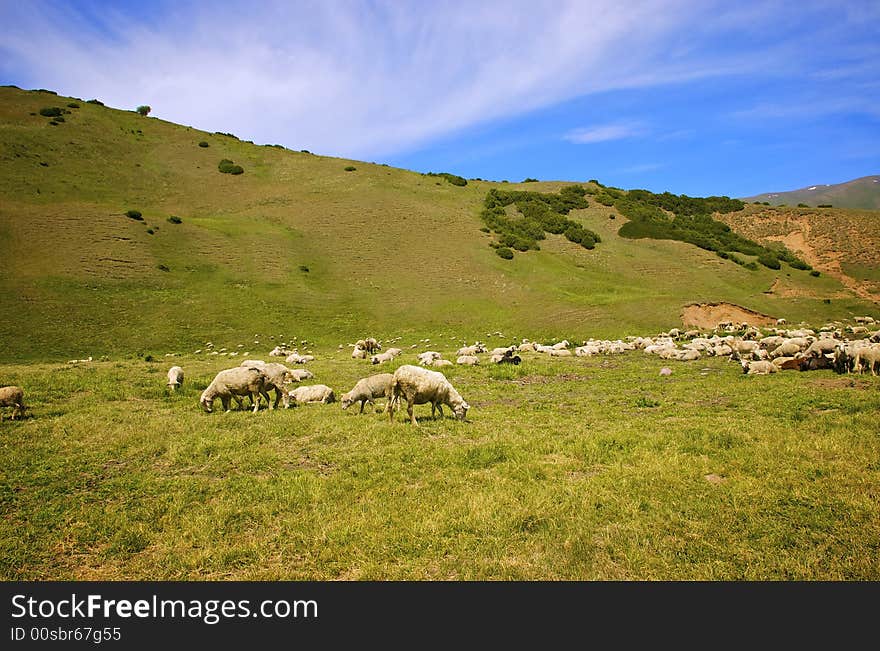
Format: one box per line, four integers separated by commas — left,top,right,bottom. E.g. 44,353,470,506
0,86,877,362
742,175,880,210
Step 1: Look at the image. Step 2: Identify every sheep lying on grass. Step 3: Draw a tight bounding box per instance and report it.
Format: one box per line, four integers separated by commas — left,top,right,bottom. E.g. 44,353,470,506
341,373,393,414
741,360,778,375
200,367,269,413
166,366,184,391
289,384,336,405
387,365,469,425
0,386,27,421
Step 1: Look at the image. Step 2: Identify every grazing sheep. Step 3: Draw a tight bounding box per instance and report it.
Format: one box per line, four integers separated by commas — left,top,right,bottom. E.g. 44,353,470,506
238,361,295,408
741,360,778,375
363,337,382,354
288,384,336,404
341,373,393,414
456,343,486,356
386,365,469,425
0,386,27,421
200,367,270,413
853,344,880,376
456,355,480,365
166,366,184,391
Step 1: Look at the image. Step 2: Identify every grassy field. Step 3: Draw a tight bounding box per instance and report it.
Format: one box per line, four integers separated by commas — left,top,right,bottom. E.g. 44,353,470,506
2,345,879,580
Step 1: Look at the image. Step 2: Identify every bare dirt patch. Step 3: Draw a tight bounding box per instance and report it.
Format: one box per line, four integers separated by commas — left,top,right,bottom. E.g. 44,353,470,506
681,302,777,329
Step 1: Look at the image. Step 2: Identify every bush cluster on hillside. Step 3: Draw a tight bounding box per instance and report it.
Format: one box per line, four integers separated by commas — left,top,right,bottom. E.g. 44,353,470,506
198,141,209,148
39,107,62,117
218,159,244,175
479,185,600,258
167,215,182,224
427,172,468,187
611,188,813,272
125,210,143,221
344,165,356,172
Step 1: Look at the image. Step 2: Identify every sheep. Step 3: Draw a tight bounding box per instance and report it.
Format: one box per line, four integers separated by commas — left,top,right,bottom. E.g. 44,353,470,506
417,351,442,366
340,373,393,414
363,337,382,354
769,341,804,359
853,344,880,376
741,360,778,375
286,352,315,364
386,365,469,425
490,352,521,364
200,367,270,413
456,343,486,356
551,340,570,350
238,361,295,408
0,386,27,421
490,346,516,356
290,369,314,381
548,348,572,357
431,359,453,368
166,366,184,391
288,384,336,405
456,355,480,365
371,351,395,364
351,346,367,360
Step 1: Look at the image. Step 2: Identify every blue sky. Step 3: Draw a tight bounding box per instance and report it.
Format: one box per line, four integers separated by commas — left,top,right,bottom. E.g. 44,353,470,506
2,0,878,197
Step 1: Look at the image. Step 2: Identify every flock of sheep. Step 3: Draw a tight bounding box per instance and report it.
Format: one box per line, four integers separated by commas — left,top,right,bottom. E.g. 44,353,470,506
2,318,878,424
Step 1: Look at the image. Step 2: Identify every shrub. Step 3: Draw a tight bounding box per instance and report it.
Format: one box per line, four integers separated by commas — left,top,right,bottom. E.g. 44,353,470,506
818,204,832,208
48,121,59,126
39,107,62,117
53,116,65,122
496,247,514,259
167,215,182,224
299,265,310,272
134,105,150,116
428,172,467,186
198,141,209,148
157,264,170,272
301,150,311,154
67,102,80,109
757,253,781,270
823,298,831,304
522,178,539,183
797,203,808,208
810,270,821,277
344,165,356,171
218,159,244,175
125,210,143,221
86,99,104,105
146,228,154,235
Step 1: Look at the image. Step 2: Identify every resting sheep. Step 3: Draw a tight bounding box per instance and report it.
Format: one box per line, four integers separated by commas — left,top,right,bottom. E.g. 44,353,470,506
0,386,27,421
166,366,184,391
417,351,442,366
289,384,336,404
200,367,269,413
341,373,393,414
290,369,314,381
386,365,469,425
456,355,480,365
741,360,778,375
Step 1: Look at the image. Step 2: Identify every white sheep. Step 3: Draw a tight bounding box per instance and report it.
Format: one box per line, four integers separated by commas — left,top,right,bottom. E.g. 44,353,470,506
341,373,393,413
0,386,27,420
288,384,336,405
741,360,778,375
386,365,469,425
456,355,480,365
431,359,453,368
239,361,295,408
351,345,367,360
166,366,184,391
290,369,314,381
200,367,270,413
417,351,442,366
456,343,486,356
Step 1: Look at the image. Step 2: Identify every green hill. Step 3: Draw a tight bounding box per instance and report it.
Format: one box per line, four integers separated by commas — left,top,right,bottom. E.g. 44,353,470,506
0,86,877,362
742,175,880,210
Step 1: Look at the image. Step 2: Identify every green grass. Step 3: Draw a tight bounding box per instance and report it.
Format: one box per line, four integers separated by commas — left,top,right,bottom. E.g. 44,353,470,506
2,348,878,580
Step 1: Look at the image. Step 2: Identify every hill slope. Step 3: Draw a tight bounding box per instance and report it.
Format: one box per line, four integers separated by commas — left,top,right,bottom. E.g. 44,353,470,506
0,86,878,362
742,175,880,210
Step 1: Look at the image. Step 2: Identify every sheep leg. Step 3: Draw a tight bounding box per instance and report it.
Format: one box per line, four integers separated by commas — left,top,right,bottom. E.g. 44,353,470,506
358,399,366,414
408,400,417,426
222,396,231,412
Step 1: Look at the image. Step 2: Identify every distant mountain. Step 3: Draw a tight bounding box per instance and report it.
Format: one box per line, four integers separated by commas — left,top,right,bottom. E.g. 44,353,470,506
742,175,880,210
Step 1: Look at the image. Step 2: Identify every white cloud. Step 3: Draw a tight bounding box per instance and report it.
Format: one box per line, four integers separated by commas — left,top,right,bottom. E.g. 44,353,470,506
564,123,647,144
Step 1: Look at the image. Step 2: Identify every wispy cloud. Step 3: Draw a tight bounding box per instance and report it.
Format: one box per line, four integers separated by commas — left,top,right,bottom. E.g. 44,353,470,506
616,163,664,174
564,123,647,144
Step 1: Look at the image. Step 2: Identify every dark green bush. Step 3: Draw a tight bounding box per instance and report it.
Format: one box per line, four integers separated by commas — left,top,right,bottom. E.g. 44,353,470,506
810,270,821,277
146,228,154,235
818,204,832,208
157,265,169,272
496,247,514,259
86,99,104,105
299,265,310,272
218,159,244,175
198,141,209,148
757,253,781,269
522,178,539,183
67,102,80,109
167,215,182,224
125,210,143,221
344,165,356,171
797,203,808,208
428,172,467,186
823,298,831,304
39,107,63,117
136,105,151,116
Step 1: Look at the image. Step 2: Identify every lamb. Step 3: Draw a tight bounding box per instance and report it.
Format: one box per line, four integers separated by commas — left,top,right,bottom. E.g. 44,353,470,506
200,367,270,413
456,355,480,365
741,360,778,375
386,365,469,425
0,386,27,421
288,384,336,405
166,366,184,391
340,373,393,414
